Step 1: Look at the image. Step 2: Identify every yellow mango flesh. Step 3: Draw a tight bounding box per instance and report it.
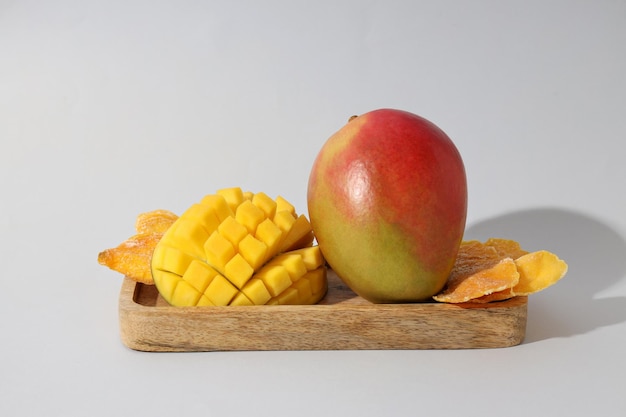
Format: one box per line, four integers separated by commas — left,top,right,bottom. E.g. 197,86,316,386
151,187,327,306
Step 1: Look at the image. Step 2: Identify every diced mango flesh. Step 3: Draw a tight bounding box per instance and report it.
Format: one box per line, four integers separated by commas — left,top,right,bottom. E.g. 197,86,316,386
151,187,327,306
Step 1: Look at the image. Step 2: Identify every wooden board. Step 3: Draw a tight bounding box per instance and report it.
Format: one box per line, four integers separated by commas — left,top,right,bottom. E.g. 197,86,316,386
119,270,527,351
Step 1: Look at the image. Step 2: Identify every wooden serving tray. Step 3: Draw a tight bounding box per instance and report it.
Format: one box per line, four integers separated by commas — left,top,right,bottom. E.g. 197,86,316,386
119,270,527,351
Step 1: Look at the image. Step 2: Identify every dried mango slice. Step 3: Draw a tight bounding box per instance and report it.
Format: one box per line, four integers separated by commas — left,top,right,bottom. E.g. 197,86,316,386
433,238,568,303
512,250,568,295
471,250,567,301
135,209,178,234
98,210,178,284
433,241,518,303
97,233,162,284
462,238,528,303
433,257,519,303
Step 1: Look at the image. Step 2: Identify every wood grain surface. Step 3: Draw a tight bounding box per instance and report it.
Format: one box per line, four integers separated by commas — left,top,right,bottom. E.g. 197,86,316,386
119,270,527,351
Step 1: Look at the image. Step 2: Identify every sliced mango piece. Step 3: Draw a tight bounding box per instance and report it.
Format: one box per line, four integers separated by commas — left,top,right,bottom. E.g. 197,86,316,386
151,187,327,306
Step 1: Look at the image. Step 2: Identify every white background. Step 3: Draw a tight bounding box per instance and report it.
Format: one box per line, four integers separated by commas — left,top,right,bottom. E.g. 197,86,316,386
2,1,625,416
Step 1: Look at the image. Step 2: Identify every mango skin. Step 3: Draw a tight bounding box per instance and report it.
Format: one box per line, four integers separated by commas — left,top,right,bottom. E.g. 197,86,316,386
307,109,467,303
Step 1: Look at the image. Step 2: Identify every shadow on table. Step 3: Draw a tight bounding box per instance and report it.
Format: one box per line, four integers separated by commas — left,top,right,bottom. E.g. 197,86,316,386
464,207,626,343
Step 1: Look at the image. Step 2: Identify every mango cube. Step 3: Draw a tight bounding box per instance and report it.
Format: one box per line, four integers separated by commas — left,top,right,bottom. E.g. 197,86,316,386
235,200,265,233
184,203,221,234
271,253,307,282
152,245,195,276
196,295,215,307
204,231,235,272
224,253,254,289
218,216,248,246
205,274,239,306
255,219,284,256
289,246,324,270
200,194,232,221
241,278,272,305
171,280,202,306
170,218,209,259
230,292,254,306
182,260,218,294
256,265,292,297
275,196,296,217
238,235,268,271
273,210,296,234
276,287,299,305
217,187,245,213
280,214,314,252
252,192,277,218
154,270,180,301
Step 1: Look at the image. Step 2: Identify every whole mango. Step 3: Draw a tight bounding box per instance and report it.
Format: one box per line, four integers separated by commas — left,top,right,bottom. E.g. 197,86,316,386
307,109,467,303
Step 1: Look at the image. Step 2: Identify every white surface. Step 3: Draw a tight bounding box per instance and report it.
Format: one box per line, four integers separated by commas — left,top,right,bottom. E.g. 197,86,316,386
1,1,625,416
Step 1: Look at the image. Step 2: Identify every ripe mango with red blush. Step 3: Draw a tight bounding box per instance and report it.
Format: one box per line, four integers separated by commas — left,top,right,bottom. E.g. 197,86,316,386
307,109,467,303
